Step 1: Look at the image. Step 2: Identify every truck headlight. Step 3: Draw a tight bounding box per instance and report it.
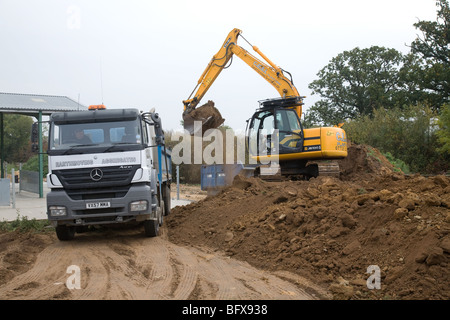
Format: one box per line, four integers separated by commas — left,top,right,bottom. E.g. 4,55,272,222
130,200,147,211
49,206,67,216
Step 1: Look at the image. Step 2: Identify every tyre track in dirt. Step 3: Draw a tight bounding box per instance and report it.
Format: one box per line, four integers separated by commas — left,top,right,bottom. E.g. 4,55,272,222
0,226,320,300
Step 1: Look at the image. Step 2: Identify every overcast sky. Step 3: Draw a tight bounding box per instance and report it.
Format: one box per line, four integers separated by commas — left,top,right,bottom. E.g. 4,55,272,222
0,0,439,131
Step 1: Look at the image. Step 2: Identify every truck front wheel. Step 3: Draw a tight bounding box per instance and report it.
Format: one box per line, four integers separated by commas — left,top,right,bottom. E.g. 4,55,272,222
143,219,159,237
144,203,163,237
55,225,75,241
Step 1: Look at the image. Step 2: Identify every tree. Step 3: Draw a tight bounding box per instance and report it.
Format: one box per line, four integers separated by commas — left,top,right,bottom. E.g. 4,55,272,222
2,114,34,163
409,0,450,110
307,1,449,125
307,46,406,126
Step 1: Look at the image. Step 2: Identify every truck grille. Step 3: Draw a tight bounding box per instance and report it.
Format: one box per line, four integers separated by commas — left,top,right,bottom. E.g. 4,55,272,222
66,185,131,201
53,165,140,190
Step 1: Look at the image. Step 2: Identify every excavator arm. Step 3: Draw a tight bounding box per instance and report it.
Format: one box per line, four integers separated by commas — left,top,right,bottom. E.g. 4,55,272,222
182,28,304,135
183,28,240,113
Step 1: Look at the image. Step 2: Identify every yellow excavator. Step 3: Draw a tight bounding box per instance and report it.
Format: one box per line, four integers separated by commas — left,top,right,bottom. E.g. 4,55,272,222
182,28,347,178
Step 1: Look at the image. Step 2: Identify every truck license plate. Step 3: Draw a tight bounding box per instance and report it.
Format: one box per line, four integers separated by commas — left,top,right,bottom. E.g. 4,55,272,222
86,202,111,209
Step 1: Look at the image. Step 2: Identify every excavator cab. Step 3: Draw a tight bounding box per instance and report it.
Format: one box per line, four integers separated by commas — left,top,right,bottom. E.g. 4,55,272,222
247,97,347,178
247,97,304,158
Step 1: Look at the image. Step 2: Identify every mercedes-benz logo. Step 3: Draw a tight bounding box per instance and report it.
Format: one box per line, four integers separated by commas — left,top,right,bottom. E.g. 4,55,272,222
90,168,103,181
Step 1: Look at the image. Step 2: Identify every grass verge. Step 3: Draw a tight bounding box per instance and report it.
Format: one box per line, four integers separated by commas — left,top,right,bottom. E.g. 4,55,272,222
0,211,51,233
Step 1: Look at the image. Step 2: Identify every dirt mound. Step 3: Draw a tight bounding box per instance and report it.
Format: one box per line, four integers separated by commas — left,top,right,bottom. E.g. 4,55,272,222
337,143,400,181
167,144,450,299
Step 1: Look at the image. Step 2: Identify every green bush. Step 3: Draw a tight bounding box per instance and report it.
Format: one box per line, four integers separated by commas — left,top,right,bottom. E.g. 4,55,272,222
344,104,442,173
382,152,410,174
22,154,48,177
436,103,450,155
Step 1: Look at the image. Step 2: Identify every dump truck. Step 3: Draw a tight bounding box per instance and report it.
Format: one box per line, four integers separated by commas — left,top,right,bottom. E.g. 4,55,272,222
43,105,171,240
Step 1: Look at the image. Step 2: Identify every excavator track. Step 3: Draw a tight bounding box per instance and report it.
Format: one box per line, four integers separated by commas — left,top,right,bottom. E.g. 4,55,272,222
315,161,341,178
254,161,340,181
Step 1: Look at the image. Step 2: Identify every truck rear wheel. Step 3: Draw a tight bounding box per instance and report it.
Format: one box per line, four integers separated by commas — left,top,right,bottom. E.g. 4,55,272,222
55,225,75,241
163,184,171,216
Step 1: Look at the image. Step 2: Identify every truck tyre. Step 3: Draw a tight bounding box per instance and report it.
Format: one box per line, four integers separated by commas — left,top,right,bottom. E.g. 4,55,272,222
163,184,171,216
144,204,162,237
56,225,75,241
143,219,159,237
159,200,165,226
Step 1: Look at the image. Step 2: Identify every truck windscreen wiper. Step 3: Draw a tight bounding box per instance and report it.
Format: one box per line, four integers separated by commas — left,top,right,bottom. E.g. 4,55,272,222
62,144,99,155
103,143,132,153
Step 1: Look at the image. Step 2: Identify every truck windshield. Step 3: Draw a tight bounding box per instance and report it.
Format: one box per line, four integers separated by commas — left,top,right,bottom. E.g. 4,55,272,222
49,119,142,150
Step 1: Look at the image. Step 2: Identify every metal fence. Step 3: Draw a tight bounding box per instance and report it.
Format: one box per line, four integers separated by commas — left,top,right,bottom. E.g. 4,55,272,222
0,178,10,206
19,170,40,194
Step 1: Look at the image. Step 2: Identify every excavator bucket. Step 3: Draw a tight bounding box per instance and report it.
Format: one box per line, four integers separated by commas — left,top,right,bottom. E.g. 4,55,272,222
183,100,225,136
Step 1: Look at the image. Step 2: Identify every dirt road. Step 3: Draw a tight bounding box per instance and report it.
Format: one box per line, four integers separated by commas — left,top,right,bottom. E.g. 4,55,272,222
0,225,323,300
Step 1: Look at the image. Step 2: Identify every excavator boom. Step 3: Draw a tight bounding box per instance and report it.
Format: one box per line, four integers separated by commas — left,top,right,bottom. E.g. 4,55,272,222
182,29,239,135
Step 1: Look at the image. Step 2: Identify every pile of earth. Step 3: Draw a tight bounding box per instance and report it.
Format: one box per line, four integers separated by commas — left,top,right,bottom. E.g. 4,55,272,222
167,144,450,300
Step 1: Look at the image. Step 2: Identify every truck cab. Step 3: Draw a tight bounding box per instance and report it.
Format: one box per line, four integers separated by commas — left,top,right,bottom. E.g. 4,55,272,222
46,107,171,240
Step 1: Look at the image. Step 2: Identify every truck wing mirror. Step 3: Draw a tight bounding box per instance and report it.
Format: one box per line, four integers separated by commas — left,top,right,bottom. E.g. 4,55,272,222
31,122,39,143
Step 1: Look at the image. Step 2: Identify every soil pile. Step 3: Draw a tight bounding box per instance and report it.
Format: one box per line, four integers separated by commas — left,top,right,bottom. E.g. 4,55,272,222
337,143,400,181
167,144,450,299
